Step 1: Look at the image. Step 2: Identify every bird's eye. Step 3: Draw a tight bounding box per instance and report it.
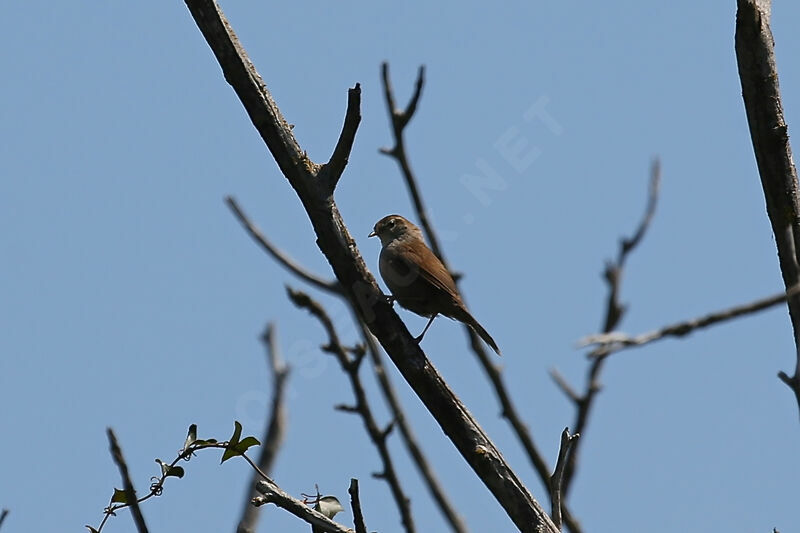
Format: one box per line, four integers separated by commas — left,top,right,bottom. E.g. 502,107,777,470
388,219,396,227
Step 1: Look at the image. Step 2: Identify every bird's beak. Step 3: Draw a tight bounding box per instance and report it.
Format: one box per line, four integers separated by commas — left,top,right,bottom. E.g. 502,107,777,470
368,230,377,238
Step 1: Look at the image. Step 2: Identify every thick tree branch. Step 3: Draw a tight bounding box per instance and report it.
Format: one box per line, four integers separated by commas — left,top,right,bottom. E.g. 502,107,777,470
237,323,291,533
348,479,368,533
288,288,416,533
106,428,149,533
353,317,468,533
735,0,800,412
580,285,800,357
186,2,557,529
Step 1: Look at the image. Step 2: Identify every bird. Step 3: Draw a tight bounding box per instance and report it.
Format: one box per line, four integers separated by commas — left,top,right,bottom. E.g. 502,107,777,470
369,214,500,355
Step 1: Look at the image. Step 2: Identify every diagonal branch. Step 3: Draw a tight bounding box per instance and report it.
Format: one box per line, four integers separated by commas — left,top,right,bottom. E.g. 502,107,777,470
558,161,660,500
227,199,466,531
186,2,556,530
106,428,149,533
580,285,800,358
735,0,800,413
226,196,343,295
603,160,660,332
237,323,291,533
288,288,416,533
352,316,468,533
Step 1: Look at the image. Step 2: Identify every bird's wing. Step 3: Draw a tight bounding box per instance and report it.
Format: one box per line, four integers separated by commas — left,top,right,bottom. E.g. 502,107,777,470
398,242,460,299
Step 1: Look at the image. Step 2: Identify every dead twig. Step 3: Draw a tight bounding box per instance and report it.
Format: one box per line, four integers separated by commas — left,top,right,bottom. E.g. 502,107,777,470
226,197,343,295
580,285,800,358
549,429,579,531
236,323,291,533
556,161,660,500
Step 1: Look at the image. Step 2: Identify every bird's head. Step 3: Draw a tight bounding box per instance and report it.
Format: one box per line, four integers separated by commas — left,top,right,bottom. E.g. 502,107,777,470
368,215,422,246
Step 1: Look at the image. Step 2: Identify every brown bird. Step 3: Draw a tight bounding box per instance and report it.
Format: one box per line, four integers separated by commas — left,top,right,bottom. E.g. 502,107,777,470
369,214,500,355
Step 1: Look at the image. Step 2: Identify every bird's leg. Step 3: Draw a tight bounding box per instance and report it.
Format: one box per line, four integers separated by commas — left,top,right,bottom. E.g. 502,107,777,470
414,314,438,343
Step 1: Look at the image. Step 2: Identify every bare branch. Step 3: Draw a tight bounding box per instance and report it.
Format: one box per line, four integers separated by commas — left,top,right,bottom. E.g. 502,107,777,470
186,2,556,529
348,479,368,533
320,85,362,194
735,0,800,413
379,63,443,260
106,428,149,533
580,285,800,357
560,161,661,501
287,288,416,533
253,480,353,533
603,160,660,331
226,196,343,295
237,323,291,533
549,429,579,531
0,509,8,530
549,368,580,404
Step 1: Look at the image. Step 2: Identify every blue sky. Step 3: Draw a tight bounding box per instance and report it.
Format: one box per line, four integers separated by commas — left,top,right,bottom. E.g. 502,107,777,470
2,1,800,532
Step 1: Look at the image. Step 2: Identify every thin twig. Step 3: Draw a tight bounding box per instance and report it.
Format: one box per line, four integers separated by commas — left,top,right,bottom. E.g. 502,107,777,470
558,161,661,500
226,197,343,295
288,288,416,533
735,0,800,414
237,323,291,533
549,429,579,531
106,428,149,533
348,479,368,533
580,285,800,357
379,63,443,260
380,62,575,532
0,509,8,530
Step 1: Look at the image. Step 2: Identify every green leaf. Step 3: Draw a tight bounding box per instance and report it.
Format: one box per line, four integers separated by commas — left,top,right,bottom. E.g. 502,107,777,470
183,424,198,451
221,421,244,464
237,436,261,452
229,421,243,445
165,465,184,479
155,459,185,479
111,488,128,504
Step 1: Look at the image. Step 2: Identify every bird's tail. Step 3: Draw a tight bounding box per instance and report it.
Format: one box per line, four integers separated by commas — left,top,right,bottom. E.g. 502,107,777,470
454,309,501,356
